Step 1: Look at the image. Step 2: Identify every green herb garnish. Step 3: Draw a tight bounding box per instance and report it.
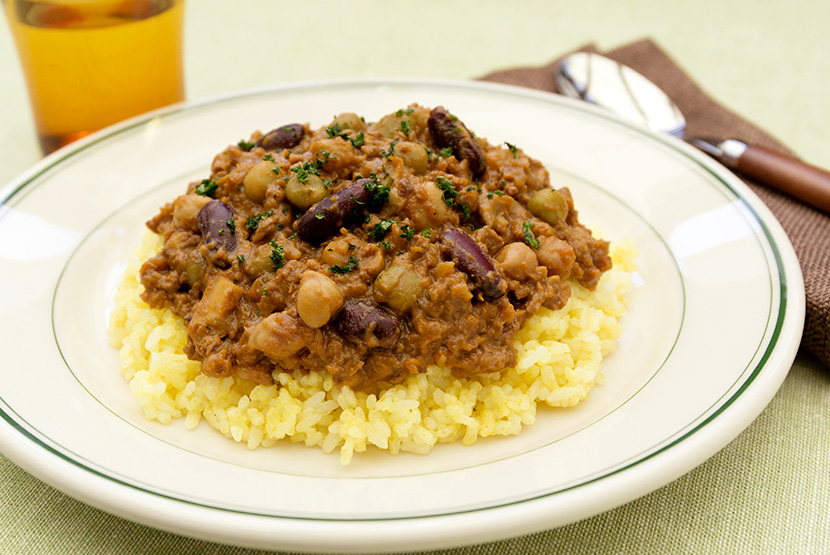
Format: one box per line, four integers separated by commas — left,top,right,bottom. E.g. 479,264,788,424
399,225,415,240
245,209,274,231
195,179,218,197
237,139,255,151
505,142,520,159
349,132,365,149
522,221,541,249
368,218,395,241
269,241,285,270
383,141,398,158
329,255,359,274
435,177,458,207
291,161,323,183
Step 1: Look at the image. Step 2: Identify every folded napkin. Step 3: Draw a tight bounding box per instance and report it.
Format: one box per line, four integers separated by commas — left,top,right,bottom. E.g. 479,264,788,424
481,38,830,368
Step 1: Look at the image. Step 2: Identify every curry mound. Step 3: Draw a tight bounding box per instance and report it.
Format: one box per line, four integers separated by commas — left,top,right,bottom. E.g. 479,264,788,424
109,105,634,464
110,232,634,464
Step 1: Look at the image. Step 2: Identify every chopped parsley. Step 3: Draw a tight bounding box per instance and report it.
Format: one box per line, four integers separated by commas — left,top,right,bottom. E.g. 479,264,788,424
435,177,458,207
435,177,470,219
363,176,391,206
400,120,411,136
399,225,415,240
326,123,363,148
383,141,398,158
368,218,395,241
268,241,285,270
505,142,520,158
395,108,414,117
326,123,348,139
195,179,218,197
438,147,454,158
522,221,541,249
349,132,365,149
291,160,323,182
226,218,236,235
421,228,432,238
380,240,393,250
329,255,359,274
487,189,505,199
237,139,255,151
263,153,275,162
236,254,245,264
245,210,274,231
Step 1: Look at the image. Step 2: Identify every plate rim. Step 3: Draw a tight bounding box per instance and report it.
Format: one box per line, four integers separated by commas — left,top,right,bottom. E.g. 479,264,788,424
0,76,805,552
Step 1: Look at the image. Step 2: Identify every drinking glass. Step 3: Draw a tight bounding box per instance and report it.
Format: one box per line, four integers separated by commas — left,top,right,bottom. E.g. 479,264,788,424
3,0,185,154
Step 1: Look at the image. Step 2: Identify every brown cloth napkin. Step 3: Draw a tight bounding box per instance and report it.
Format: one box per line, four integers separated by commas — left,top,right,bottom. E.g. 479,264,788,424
480,38,830,368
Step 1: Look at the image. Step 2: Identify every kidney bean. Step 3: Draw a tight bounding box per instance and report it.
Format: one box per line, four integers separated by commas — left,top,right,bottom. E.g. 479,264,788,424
197,200,238,254
296,179,373,244
258,123,305,150
336,300,401,348
428,106,487,178
441,227,505,299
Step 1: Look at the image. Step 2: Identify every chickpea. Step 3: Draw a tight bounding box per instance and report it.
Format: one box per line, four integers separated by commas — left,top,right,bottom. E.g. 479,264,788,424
173,193,212,231
395,141,429,174
374,264,423,312
527,188,569,225
330,112,366,132
296,271,344,328
248,312,306,359
407,181,452,229
536,236,576,277
243,160,278,203
284,173,329,210
496,242,538,280
319,237,355,267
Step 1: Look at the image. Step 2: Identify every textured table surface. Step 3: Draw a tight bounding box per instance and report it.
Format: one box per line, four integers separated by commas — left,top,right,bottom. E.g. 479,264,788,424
1,1,828,553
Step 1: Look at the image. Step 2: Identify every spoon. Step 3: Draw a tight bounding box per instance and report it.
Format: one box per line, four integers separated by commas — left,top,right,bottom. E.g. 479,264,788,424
555,52,830,214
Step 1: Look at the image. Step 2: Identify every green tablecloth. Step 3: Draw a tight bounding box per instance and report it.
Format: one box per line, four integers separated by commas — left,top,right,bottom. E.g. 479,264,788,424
1,1,828,553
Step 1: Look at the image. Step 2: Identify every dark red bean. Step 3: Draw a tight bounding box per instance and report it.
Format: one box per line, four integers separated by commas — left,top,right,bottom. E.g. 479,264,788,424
441,228,505,299
428,106,487,178
197,200,238,255
258,123,305,150
336,300,400,348
296,179,373,244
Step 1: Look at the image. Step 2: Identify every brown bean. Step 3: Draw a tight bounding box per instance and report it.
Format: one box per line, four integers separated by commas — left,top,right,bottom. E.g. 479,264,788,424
197,200,238,254
258,123,305,150
335,300,400,348
296,179,378,244
441,228,505,299
428,106,487,178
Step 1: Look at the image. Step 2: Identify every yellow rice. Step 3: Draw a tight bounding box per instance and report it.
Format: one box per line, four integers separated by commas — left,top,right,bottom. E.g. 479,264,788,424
109,232,635,464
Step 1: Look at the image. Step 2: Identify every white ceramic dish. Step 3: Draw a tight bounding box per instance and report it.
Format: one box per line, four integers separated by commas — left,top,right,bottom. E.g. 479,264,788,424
0,79,804,553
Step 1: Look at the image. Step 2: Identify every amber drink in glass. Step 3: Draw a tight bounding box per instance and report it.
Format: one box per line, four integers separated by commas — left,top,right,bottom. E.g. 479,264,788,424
4,0,185,154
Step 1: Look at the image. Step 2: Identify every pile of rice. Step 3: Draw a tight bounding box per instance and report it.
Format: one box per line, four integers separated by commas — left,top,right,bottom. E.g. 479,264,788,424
109,232,635,465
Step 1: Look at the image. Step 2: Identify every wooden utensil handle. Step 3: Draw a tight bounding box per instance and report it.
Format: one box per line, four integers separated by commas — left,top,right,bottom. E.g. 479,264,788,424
738,145,830,213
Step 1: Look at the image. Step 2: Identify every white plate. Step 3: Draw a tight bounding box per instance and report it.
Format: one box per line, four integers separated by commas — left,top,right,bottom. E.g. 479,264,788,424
0,79,804,553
